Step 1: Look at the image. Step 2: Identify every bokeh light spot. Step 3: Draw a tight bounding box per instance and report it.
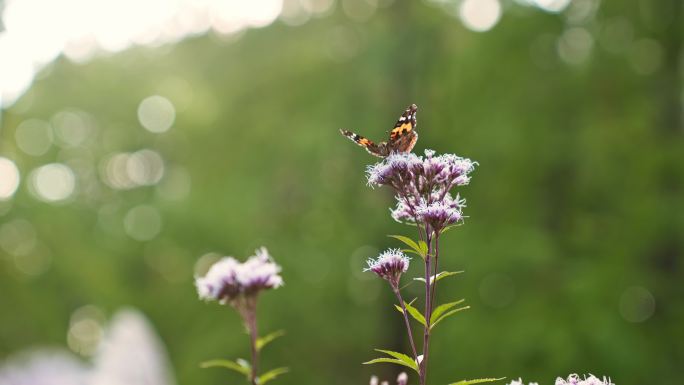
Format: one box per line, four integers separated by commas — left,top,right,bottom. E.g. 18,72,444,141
534,0,572,13
14,119,53,156
51,110,93,148
0,219,37,256
459,0,502,33
137,95,176,133
194,252,222,277
67,305,106,357
619,286,655,323
127,149,165,186
124,205,162,241
347,276,381,304
600,17,634,54
479,273,516,308
557,27,594,65
156,166,191,201
28,163,76,202
0,157,21,200
14,242,52,276
342,0,378,22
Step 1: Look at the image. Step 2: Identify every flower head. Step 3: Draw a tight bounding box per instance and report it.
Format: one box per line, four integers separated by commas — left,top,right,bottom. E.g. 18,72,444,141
369,372,409,385
555,374,614,385
506,374,614,385
237,247,284,294
195,247,283,305
365,249,410,284
366,150,475,229
508,380,539,385
415,197,464,231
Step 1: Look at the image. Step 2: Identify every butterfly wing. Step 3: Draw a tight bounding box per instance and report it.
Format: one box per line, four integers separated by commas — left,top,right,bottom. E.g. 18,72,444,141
387,104,418,153
339,129,389,157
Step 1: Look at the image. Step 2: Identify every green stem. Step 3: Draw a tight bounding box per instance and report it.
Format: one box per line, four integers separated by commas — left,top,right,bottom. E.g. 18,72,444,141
392,283,420,364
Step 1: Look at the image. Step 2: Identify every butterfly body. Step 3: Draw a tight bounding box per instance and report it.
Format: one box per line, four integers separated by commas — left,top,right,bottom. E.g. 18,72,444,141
340,104,418,158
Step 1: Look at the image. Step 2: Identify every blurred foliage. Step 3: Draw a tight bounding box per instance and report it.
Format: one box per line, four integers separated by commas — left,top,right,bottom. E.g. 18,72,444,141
0,1,682,385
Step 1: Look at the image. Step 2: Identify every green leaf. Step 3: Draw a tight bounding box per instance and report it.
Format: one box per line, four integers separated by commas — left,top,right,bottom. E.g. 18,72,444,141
393,300,426,327
449,377,505,385
236,358,251,371
434,271,464,281
389,235,426,258
440,223,463,235
256,330,285,351
363,358,419,373
258,367,289,384
200,359,251,376
418,240,428,256
374,349,418,372
413,271,464,284
431,299,466,320
402,249,424,257
430,306,470,330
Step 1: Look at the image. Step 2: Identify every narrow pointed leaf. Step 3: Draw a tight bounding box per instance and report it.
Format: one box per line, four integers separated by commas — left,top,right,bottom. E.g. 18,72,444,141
363,358,419,373
388,235,425,258
430,306,470,330
402,249,423,257
405,301,426,326
375,349,417,371
256,330,285,351
449,377,505,385
418,241,428,256
431,300,466,320
440,223,463,235
435,271,464,281
394,300,426,326
236,358,251,370
200,359,251,376
414,271,464,284
258,367,289,384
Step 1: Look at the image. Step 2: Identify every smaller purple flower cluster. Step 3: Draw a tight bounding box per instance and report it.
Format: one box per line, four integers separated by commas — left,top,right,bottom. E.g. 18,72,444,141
365,249,410,285
196,247,283,305
554,375,614,385
366,150,475,232
370,372,408,385
507,374,614,385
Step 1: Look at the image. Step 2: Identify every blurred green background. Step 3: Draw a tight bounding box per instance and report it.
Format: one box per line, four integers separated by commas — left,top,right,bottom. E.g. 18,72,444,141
0,0,682,384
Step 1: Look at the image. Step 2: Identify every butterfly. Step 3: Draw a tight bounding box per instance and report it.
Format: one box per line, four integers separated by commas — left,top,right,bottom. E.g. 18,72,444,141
340,104,418,158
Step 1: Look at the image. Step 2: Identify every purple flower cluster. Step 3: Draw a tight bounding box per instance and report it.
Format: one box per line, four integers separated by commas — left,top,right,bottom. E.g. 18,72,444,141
507,374,614,385
370,372,408,385
365,249,410,285
366,150,475,232
555,375,614,385
196,247,283,305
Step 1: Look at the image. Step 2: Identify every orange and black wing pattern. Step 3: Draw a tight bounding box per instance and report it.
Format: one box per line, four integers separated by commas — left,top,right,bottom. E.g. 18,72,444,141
340,104,418,158
339,129,389,157
387,104,418,154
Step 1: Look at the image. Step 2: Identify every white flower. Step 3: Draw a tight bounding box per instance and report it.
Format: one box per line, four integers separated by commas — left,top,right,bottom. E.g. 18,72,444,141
195,247,283,304
365,249,410,283
236,247,284,291
508,374,613,385
195,257,241,302
555,374,613,385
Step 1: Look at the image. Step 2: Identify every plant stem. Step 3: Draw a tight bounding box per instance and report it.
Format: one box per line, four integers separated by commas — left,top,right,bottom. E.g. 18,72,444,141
242,298,259,385
420,230,434,385
391,283,419,364
429,235,440,314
